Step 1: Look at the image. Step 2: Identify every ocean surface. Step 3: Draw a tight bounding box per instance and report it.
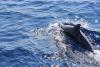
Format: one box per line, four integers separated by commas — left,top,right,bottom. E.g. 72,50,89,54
0,0,100,67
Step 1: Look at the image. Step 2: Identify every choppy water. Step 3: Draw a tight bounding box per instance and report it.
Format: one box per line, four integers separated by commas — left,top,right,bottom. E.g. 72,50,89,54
0,0,100,67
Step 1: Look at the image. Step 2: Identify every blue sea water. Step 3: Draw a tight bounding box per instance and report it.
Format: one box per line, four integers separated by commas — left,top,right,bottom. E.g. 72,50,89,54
0,0,100,67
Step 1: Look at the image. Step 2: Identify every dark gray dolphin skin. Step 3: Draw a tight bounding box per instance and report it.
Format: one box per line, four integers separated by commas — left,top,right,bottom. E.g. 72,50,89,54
60,23,94,53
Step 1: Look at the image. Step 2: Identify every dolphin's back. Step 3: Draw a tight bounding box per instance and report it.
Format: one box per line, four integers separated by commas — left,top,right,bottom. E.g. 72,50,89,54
60,23,93,52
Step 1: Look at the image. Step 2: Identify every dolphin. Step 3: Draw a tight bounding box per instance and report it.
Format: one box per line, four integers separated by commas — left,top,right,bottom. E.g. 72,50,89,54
60,23,94,53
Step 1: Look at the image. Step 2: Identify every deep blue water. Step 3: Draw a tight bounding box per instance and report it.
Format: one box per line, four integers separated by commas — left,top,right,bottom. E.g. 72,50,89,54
0,0,100,67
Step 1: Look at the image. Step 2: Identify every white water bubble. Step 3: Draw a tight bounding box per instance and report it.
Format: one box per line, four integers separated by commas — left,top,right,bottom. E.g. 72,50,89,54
95,20,99,23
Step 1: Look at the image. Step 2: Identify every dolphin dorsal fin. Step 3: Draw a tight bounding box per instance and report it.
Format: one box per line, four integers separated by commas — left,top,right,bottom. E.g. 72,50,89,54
74,24,81,31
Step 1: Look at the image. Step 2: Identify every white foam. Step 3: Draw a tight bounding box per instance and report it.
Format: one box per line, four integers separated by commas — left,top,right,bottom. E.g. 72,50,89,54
94,50,100,63
88,49,100,63
47,22,67,57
